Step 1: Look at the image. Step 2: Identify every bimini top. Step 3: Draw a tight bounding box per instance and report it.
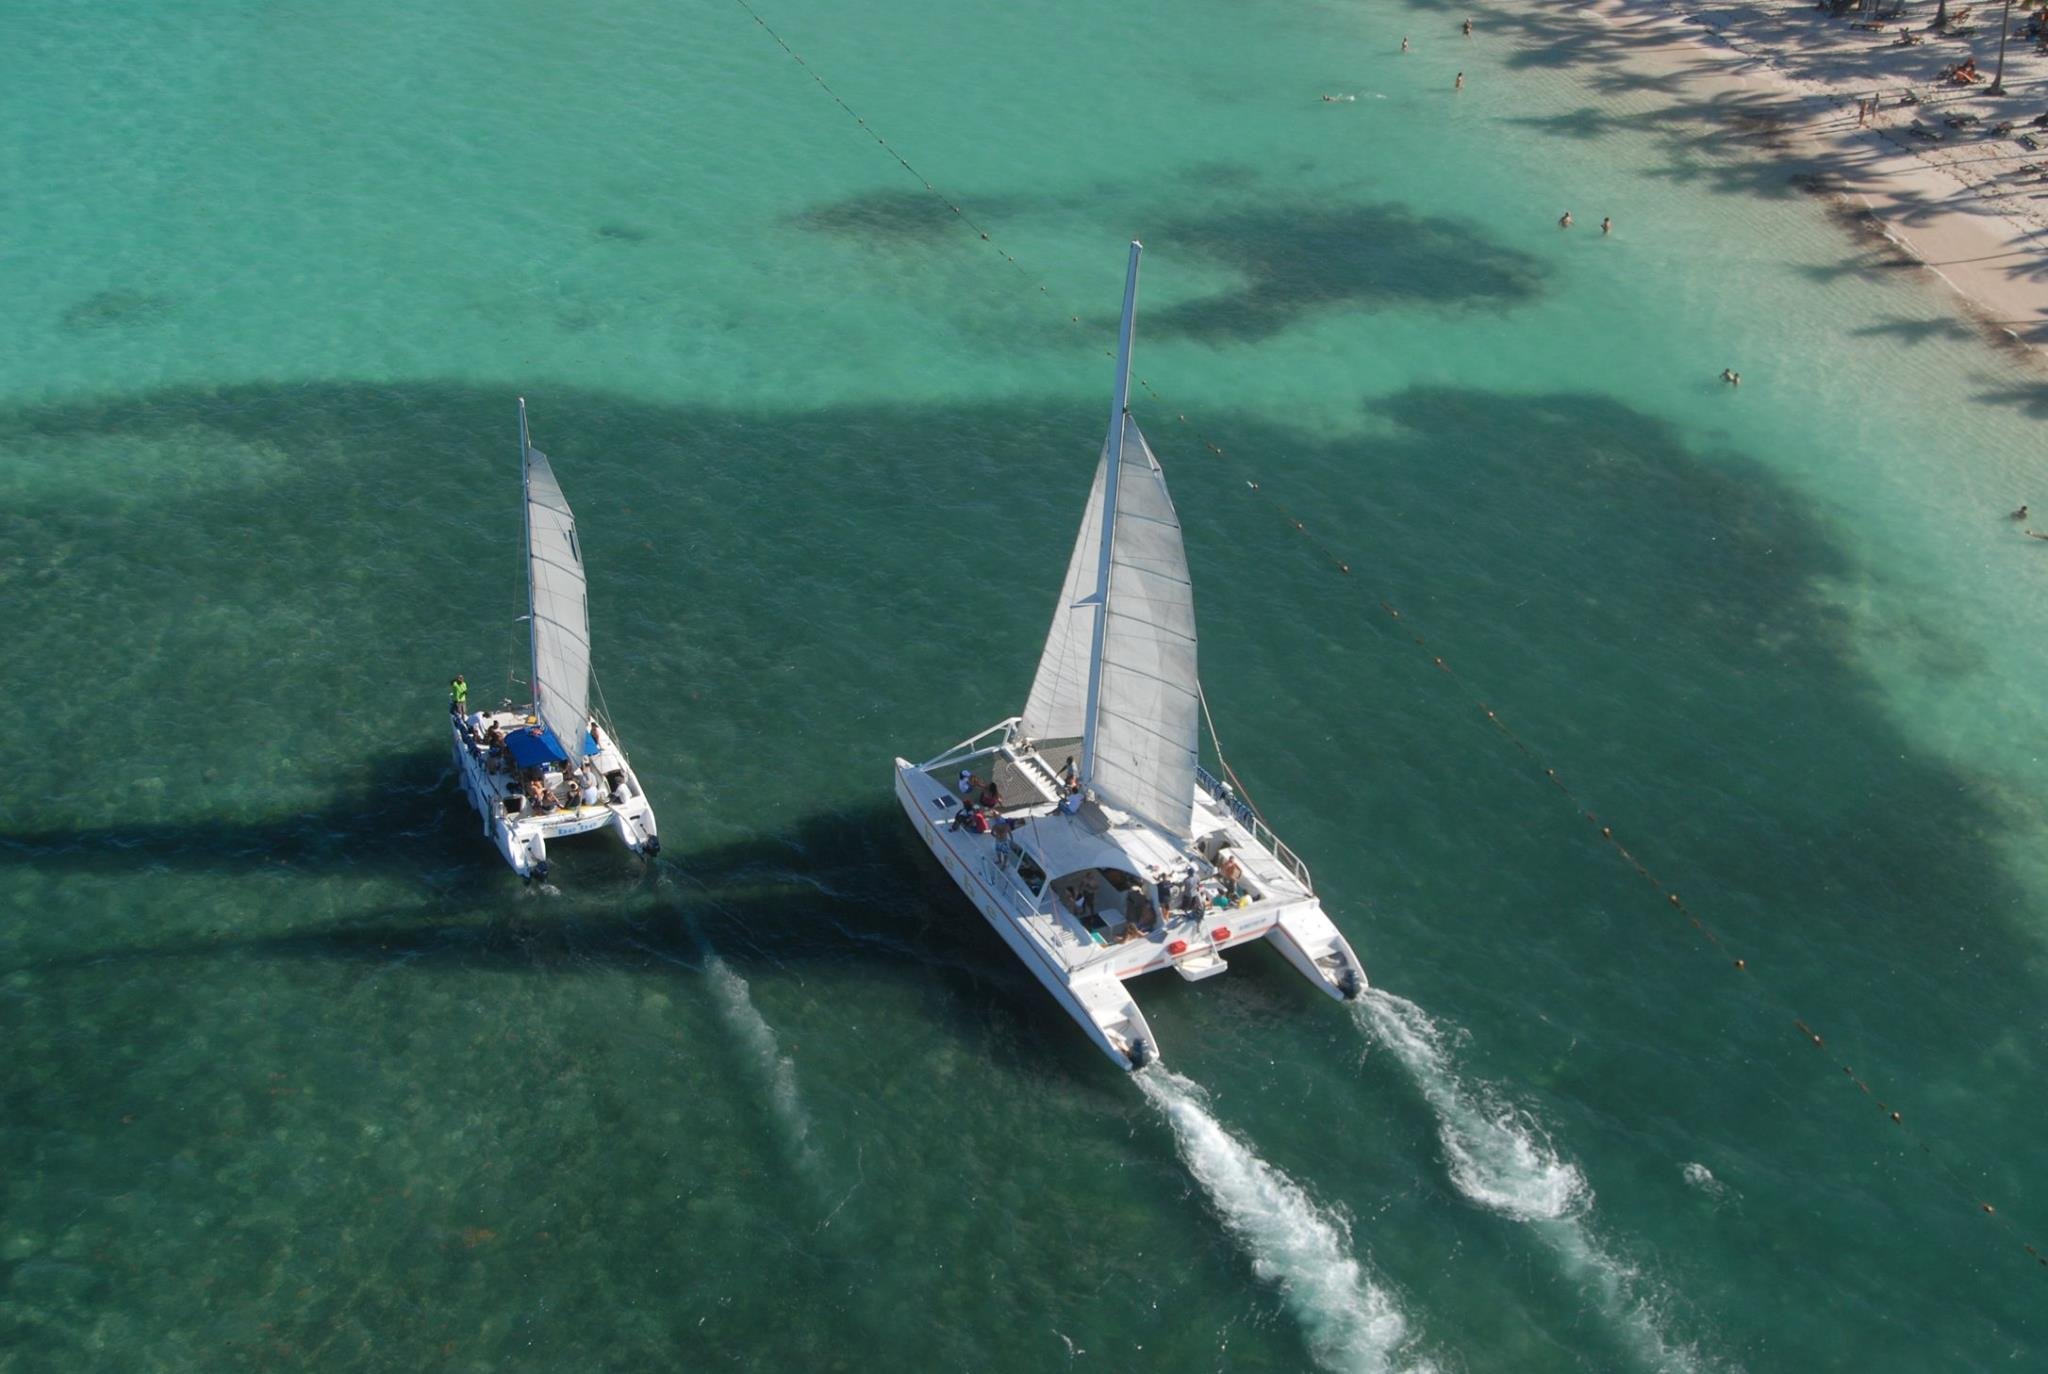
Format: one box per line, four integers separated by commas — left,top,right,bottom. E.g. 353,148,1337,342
504,724,570,768
1013,806,1145,883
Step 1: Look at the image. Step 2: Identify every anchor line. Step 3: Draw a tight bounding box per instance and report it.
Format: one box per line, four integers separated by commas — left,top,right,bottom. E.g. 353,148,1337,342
727,0,2043,1274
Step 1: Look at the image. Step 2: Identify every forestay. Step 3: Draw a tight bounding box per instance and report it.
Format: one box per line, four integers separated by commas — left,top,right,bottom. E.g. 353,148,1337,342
523,437,592,762
1089,413,1198,838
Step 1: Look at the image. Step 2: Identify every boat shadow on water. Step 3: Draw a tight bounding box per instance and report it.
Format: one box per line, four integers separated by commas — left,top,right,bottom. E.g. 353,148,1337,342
4,792,1237,1071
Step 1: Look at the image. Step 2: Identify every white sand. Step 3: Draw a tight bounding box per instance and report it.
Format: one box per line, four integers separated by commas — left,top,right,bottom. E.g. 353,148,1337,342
1567,0,2048,350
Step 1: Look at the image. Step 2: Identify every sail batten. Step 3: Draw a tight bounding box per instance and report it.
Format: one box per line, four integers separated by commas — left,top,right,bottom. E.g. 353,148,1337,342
522,408,593,762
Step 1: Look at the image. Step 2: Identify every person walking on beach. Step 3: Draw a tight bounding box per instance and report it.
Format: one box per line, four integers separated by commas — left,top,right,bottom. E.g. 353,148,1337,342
1559,210,1573,228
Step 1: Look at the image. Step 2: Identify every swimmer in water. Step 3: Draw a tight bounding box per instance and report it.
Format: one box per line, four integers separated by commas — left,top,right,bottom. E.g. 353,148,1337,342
1455,71,1464,89
1721,368,1741,387
1464,18,1473,36
1401,36,1410,52
1559,210,1573,228
1601,216,1612,234
2010,504,2029,521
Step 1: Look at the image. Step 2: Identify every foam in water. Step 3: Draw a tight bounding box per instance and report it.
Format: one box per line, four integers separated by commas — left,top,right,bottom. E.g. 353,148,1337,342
1353,991,1724,1373
1353,989,1586,1222
1135,1067,1437,1374
657,869,823,1178
1681,1162,1729,1201
701,950,821,1176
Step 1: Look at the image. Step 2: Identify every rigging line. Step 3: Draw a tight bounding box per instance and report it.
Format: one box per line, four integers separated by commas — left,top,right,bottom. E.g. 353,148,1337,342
1197,684,1265,826
727,0,2043,1273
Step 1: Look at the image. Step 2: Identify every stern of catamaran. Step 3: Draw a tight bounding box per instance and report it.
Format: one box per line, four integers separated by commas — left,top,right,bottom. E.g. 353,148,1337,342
893,723,1367,1069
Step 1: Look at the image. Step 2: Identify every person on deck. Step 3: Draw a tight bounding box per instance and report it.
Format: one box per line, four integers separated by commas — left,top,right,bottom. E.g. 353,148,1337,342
450,675,468,716
1216,851,1244,899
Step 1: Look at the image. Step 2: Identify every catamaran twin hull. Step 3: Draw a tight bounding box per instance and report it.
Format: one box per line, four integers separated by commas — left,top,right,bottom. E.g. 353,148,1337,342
452,709,658,881
894,722,1365,1071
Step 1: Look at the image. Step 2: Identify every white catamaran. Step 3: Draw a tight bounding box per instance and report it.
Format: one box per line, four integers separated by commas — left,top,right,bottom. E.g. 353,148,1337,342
894,242,1365,1070
449,399,660,882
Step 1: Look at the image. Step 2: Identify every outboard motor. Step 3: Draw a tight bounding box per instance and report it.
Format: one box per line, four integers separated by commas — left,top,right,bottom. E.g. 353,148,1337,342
531,859,551,884
1128,1038,1153,1071
1338,967,1363,1000
642,836,661,859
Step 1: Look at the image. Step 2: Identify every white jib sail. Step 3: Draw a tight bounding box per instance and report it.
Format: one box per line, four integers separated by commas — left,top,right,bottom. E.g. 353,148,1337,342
1089,412,1199,838
522,413,592,760
1020,449,1108,747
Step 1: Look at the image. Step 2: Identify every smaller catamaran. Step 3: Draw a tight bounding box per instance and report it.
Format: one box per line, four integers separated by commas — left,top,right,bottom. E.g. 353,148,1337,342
894,242,1365,1070
449,399,660,882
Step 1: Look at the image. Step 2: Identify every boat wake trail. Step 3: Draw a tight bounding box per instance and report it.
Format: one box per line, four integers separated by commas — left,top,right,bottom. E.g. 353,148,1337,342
701,948,821,1177
655,867,822,1179
1136,1068,1438,1374
1353,990,1722,1374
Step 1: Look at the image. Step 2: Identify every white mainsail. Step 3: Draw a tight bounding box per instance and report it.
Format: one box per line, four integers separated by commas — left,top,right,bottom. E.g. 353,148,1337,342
1088,411,1198,838
1027,242,1200,838
521,400,592,759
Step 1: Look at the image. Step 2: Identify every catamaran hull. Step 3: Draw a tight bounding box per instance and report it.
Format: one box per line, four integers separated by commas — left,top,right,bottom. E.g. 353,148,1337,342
895,762,1155,1070
894,754,1367,1070
451,716,659,881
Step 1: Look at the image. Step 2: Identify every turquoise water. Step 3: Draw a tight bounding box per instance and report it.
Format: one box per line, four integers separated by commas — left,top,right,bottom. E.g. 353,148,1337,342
4,0,2046,1368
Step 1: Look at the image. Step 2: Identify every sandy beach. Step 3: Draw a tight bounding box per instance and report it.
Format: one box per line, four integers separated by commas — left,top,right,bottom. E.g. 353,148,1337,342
1546,0,2048,352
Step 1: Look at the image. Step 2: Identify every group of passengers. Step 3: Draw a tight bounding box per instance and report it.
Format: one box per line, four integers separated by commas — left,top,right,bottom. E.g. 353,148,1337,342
517,760,606,815
949,769,1019,850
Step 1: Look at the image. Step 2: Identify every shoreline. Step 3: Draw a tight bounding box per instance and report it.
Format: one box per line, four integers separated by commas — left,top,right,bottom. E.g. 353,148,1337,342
1565,0,2048,356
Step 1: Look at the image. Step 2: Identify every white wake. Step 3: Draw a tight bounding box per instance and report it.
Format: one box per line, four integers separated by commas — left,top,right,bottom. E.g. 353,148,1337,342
1136,1068,1438,1374
702,948,821,1177
1353,990,1723,1374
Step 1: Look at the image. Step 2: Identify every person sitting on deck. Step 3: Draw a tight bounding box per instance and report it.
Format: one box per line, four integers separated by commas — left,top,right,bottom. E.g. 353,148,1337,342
577,763,602,806
978,779,1002,811
957,768,977,797
526,777,558,814
1060,757,1079,794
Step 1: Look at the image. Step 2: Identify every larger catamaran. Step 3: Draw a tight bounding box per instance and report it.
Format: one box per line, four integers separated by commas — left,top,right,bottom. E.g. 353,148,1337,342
449,399,660,882
894,242,1365,1070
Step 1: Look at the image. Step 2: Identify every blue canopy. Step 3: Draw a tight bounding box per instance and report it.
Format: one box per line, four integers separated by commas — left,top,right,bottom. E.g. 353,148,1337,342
504,724,569,768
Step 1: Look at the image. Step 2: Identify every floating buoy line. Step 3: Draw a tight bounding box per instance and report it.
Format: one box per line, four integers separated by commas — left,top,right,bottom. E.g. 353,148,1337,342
728,0,2043,1274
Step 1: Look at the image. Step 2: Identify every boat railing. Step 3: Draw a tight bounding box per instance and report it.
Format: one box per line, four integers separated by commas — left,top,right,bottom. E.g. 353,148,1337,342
1196,766,1313,892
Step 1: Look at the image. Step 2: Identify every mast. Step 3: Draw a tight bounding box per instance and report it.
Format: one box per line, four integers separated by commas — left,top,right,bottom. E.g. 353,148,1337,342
1080,240,1142,787
519,396,540,715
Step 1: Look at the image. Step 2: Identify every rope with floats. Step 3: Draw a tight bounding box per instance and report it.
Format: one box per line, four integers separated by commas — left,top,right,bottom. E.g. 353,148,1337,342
729,0,2043,1273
